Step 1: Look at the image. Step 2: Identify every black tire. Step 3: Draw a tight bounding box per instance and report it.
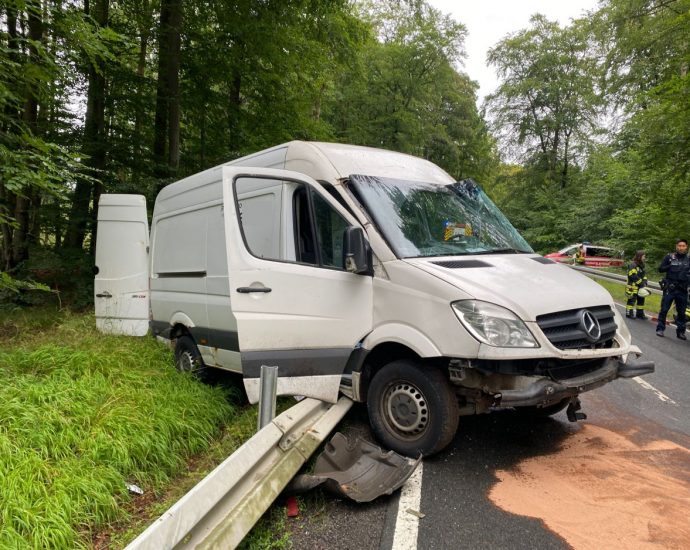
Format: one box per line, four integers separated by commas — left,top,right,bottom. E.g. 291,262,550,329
515,398,570,418
174,335,208,380
367,360,459,457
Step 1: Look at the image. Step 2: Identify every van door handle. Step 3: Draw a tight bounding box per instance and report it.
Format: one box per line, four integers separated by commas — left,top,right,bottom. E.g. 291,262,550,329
236,287,272,294
96,291,112,298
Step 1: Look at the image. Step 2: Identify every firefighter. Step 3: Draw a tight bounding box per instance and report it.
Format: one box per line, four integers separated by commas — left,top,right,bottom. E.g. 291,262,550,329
573,244,586,265
625,250,648,319
656,239,690,339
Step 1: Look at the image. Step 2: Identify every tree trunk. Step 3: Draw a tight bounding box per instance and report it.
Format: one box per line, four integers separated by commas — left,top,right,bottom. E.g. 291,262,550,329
154,0,183,175
12,0,43,266
1,6,19,269
166,0,182,170
561,131,571,189
200,105,206,165
228,67,241,152
0,182,14,271
65,0,109,250
133,27,149,174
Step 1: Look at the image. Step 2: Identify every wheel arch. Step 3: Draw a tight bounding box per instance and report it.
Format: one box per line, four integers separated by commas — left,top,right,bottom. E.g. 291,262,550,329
354,324,445,402
355,343,453,404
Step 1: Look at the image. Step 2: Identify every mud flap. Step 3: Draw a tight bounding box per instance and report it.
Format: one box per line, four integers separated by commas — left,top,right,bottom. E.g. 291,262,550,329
285,432,421,503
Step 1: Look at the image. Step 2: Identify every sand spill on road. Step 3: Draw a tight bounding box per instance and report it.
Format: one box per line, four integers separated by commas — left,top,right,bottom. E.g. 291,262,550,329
489,424,690,549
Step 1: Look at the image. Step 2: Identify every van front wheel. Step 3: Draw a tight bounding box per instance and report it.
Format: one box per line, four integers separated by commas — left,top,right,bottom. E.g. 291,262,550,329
367,360,459,457
174,335,208,381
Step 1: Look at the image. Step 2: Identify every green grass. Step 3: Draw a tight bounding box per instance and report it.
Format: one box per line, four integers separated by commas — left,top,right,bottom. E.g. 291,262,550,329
590,277,662,313
0,310,238,549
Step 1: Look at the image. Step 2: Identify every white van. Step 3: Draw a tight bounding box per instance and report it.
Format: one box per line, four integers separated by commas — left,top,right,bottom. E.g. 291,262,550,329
95,141,654,456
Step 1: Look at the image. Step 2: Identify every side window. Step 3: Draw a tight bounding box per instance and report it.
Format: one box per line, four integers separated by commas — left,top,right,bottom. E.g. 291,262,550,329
153,209,207,275
293,185,318,265
311,190,349,269
235,177,283,260
234,175,352,270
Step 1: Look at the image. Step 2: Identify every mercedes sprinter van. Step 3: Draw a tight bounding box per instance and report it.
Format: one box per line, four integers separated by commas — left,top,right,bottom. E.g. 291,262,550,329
95,141,654,456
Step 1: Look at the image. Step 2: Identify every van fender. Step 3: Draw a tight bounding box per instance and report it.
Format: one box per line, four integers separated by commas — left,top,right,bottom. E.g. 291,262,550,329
362,323,441,358
152,312,197,346
169,311,196,330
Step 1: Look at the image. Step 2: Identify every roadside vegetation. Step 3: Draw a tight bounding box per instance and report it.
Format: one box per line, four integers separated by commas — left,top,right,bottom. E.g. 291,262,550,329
0,308,240,549
591,278,662,314
0,306,299,549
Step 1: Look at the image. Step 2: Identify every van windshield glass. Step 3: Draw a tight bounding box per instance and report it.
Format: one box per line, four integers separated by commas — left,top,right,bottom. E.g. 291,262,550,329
349,174,533,258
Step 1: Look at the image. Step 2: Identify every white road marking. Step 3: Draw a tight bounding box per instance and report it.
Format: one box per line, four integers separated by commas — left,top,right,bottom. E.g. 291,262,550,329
633,376,677,405
391,461,423,550
612,303,678,405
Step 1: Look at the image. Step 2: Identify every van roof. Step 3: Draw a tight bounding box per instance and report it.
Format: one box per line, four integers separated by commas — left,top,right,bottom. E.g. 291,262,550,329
295,141,454,184
228,141,455,185
155,141,455,212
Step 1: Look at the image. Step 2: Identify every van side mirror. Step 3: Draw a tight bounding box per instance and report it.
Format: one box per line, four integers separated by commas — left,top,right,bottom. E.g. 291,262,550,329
343,226,373,275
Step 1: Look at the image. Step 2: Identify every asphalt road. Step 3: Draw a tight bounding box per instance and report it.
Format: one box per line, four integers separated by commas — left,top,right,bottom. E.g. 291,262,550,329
287,308,690,550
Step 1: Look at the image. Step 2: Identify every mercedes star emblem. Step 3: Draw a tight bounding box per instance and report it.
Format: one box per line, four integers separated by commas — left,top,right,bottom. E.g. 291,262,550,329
580,310,602,342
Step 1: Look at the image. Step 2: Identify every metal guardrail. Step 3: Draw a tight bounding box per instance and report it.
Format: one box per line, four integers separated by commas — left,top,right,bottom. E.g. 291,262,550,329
126,396,353,550
570,265,663,296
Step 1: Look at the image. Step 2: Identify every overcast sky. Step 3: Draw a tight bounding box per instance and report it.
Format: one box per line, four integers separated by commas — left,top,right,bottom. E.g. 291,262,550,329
426,0,601,103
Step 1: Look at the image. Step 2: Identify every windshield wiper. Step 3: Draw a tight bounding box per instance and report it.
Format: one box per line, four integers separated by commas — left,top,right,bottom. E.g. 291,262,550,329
474,248,530,255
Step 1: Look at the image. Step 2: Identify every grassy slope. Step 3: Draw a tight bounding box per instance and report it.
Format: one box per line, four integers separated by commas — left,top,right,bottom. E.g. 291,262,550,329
0,309,240,549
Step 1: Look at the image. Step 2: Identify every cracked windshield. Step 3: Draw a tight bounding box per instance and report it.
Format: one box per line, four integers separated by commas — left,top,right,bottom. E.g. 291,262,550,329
349,174,533,258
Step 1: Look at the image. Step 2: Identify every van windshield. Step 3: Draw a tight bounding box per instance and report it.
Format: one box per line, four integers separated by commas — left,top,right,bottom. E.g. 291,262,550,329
348,174,533,258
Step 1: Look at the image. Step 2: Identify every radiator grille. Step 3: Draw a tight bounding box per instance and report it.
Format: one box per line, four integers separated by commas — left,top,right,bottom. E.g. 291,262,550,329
536,305,617,350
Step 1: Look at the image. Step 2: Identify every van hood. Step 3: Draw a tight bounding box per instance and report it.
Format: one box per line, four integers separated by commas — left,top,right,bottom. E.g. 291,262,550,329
404,254,614,322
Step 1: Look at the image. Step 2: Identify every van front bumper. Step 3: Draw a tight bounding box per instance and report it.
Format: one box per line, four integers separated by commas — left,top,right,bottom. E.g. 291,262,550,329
497,356,655,408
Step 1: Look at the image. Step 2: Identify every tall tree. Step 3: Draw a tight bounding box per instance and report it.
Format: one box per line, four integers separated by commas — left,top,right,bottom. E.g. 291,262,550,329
486,15,601,188
1,0,70,269
153,0,182,175
65,0,110,250
326,0,495,180
591,0,690,258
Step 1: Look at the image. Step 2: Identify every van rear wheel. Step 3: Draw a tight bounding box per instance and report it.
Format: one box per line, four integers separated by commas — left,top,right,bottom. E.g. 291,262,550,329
367,360,459,457
174,335,208,380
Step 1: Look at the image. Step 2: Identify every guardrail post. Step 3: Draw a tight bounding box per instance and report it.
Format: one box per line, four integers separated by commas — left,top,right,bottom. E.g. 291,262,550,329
257,365,278,430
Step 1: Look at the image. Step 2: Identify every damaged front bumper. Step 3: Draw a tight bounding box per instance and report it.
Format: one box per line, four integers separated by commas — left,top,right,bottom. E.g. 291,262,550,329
496,354,655,408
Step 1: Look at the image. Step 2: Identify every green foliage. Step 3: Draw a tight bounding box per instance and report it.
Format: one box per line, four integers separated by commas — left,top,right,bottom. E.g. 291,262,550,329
0,271,50,294
327,0,497,181
486,14,601,188
0,313,234,549
2,0,497,276
3,0,684,286
483,1,690,260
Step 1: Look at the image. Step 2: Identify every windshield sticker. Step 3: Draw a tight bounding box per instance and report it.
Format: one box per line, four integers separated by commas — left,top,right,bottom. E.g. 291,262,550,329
443,221,473,241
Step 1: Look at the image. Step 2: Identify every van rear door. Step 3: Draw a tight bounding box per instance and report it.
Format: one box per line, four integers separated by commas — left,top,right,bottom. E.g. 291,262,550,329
95,194,150,336
221,166,373,404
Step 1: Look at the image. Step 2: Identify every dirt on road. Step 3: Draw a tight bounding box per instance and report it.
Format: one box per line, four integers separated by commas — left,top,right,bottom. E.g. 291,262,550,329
489,423,690,549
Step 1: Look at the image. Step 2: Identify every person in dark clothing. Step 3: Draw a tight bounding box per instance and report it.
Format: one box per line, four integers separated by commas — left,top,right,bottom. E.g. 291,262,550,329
656,239,690,339
626,250,648,319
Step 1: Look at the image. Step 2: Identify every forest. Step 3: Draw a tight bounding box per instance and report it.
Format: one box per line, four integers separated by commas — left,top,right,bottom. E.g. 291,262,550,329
1,0,689,305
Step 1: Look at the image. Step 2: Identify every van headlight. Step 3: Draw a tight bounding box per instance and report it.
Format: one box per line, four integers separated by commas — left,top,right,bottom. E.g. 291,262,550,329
451,300,538,348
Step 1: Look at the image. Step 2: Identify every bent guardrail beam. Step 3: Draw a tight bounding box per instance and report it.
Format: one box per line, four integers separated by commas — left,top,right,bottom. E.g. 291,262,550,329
126,396,353,550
